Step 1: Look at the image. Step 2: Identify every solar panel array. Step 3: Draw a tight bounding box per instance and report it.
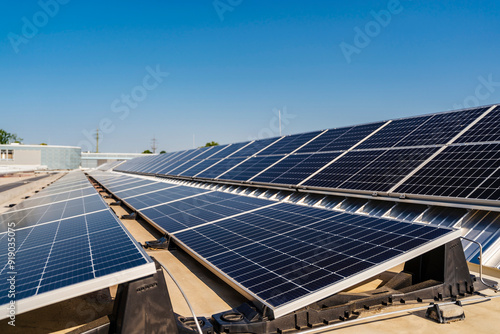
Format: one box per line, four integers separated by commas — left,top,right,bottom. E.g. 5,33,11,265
116,105,500,202
0,171,155,319
90,171,459,318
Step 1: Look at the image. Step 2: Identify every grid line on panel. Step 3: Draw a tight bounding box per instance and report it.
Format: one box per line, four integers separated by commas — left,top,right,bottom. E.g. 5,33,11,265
303,147,439,192
174,203,455,311
455,105,500,143
394,143,500,200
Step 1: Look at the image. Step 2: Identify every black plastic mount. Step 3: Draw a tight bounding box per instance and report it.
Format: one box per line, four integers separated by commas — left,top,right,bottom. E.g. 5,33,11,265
212,238,474,334
120,212,137,220
109,257,179,333
144,234,171,250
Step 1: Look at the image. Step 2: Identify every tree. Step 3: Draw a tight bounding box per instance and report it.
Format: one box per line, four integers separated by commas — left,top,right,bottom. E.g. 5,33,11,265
40,143,48,145
0,129,22,144
205,141,219,147
142,150,152,154
160,150,167,154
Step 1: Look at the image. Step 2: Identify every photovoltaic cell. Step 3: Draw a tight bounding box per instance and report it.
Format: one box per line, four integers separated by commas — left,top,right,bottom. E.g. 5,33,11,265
455,106,500,143
304,147,439,191
250,152,341,185
153,149,199,174
297,122,385,154
123,186,211,210
230,137,281,158
173,203,458,317
356,116,433,149
208,142,250,160
196,157,248,179
0,171,154,319
292,128,352,154
257,131,323,156
217,156,285,181
395,143,500,200
393,107,488,147
114,183,178,199
140,192,273,233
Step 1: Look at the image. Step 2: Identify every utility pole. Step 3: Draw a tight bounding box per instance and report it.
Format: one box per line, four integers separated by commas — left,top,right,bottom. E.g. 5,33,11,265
95,128,99,153
151,136,157,154
193,134,195,149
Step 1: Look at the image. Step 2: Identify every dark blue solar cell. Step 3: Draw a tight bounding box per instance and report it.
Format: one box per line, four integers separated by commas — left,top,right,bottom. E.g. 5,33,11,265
455,106,500,143
257,131,323,156
356,115,433,149
124,186,210,210
217,156,284,181
395,143,500,200
230,137,282,158
196,157,247,179
0,173,153,311
208,142,251,160
271,152,341,185
173,202,457,313
179,159,220,177
394,107,487,147
115,183,176,198
304,147,438,192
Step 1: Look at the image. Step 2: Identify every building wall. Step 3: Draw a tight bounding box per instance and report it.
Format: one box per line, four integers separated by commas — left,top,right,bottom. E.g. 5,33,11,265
0,145,81,170
0,150,41,165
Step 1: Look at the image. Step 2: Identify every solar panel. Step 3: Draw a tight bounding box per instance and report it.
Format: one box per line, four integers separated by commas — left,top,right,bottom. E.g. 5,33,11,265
251,152,342,185
295,122,386,154
394,143,500,200
148,150,194,174
303,147,439,192
116,154,159,173
196,157,248,179
178,159,220,177
356,116,433,149
172,203,459,318
229,137,281,158
120,186,211,210
17,186,96,208
140,192,275,233
256,131,323,156
113,182,178,199
166,146,232,176
105,179,153,193
134,151,181,174
0,171,155,319
293,127,352,154
140,152,181,173
208,142,251,160
455,105,500,143
156,148,203,175
166,159,205,176
392,107,488,147
217,156,285,181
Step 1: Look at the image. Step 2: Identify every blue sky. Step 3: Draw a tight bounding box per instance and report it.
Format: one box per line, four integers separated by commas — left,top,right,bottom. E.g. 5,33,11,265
1,1,499,152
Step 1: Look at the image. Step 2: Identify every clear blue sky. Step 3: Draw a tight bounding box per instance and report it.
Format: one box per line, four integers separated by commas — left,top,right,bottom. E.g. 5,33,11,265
1,1,499,152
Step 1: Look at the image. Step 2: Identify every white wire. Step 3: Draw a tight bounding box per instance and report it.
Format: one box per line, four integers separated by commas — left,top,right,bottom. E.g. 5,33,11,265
158,261,204,334
298,295,500,334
